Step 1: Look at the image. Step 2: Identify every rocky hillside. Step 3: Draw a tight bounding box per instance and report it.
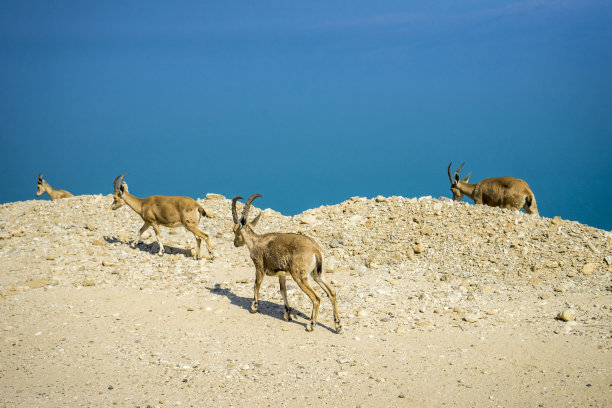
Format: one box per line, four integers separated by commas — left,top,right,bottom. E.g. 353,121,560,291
0,194,610,407
1,194,609,297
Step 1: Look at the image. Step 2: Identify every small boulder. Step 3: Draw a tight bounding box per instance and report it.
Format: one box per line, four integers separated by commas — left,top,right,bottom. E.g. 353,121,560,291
557,309,575,322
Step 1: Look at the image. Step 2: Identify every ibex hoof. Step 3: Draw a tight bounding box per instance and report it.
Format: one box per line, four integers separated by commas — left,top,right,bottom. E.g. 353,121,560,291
336,326,344,334
250,303,258,314
306,322,315,332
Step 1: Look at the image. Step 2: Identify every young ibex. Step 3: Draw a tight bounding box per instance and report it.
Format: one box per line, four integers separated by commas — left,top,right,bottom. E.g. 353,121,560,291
36,174,74,200
111,174,214,260
232,194,342,333
448,162,538,215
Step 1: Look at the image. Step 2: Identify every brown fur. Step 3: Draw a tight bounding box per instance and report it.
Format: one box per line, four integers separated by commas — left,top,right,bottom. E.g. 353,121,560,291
232,194,342,333
111,174,214,259
36,174,73,200
448,163,538,215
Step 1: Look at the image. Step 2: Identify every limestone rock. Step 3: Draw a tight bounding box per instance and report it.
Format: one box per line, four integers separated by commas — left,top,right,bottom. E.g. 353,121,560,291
206,193,225,200
557,309,575,322
463,313,480,323
299,214,317,225
412,242,425,254
581,263,598,275
24,278,52,289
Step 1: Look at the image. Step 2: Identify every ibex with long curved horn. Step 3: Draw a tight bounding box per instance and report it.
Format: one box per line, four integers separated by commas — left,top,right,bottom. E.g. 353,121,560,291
448,162,538,215
36,174,73,200
111,174,214,259
232,194,342,333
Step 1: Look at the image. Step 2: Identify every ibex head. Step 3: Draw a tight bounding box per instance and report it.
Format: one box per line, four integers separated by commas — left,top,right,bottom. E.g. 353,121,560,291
448,162,471,201
231,194,262,247
111,174,129,210
36,173,45,197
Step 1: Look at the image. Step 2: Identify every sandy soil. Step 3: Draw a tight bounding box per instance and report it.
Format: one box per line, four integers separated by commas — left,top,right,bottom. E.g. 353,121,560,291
0,194,610,407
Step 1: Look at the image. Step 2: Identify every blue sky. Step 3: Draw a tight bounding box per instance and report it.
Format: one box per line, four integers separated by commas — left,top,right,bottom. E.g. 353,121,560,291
1,1,611,230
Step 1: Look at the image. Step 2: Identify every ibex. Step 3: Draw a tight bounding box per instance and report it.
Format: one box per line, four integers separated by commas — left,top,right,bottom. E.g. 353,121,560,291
448,162,538,215
111,174,214,260
232,194,342,333
36,173,73,200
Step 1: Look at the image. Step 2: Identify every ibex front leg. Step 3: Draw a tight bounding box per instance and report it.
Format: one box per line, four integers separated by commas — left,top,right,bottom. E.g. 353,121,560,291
133,222,151,248
251,267,265,313
279,275,292,322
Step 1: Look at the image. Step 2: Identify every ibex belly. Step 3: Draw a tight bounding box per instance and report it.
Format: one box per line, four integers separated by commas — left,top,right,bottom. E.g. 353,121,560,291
267,270,289,277
158,222,184,228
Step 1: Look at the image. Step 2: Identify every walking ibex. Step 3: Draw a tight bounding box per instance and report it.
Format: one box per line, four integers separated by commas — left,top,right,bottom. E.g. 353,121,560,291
232,194,342,333
111,174,214,259
448,162,538,215
36,174,73,200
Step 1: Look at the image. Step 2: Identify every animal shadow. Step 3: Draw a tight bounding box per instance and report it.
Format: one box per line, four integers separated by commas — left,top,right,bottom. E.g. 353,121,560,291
103,236,193,258
206,283,337,333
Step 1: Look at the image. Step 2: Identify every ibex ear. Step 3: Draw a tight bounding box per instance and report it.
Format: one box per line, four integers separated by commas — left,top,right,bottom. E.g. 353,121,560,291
463,173,471,182
250,211,262,227
119,183,126,195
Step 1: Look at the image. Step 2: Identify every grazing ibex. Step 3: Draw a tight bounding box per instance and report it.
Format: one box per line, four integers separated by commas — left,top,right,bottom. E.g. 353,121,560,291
448,162,538,215
232,194,342,333
36,174,73,200
111,174,214,260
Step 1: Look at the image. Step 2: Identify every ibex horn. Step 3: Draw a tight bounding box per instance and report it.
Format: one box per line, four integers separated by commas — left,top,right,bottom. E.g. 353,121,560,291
241,194,262,224
231,196,243,224
114,174,128,193
447,163,454,185
454,163,465,183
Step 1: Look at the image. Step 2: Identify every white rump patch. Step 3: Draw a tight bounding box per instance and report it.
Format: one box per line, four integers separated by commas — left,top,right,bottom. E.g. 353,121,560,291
309,253,318,273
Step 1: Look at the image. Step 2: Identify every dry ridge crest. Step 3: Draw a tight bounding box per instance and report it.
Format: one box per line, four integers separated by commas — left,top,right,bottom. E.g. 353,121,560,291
0,193,610,297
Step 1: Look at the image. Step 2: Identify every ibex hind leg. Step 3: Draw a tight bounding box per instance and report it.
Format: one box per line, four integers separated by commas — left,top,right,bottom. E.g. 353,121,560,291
312,272,343,334
293,275,321,332
524,195,539,215
185,223,214,260
151,224,164,256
